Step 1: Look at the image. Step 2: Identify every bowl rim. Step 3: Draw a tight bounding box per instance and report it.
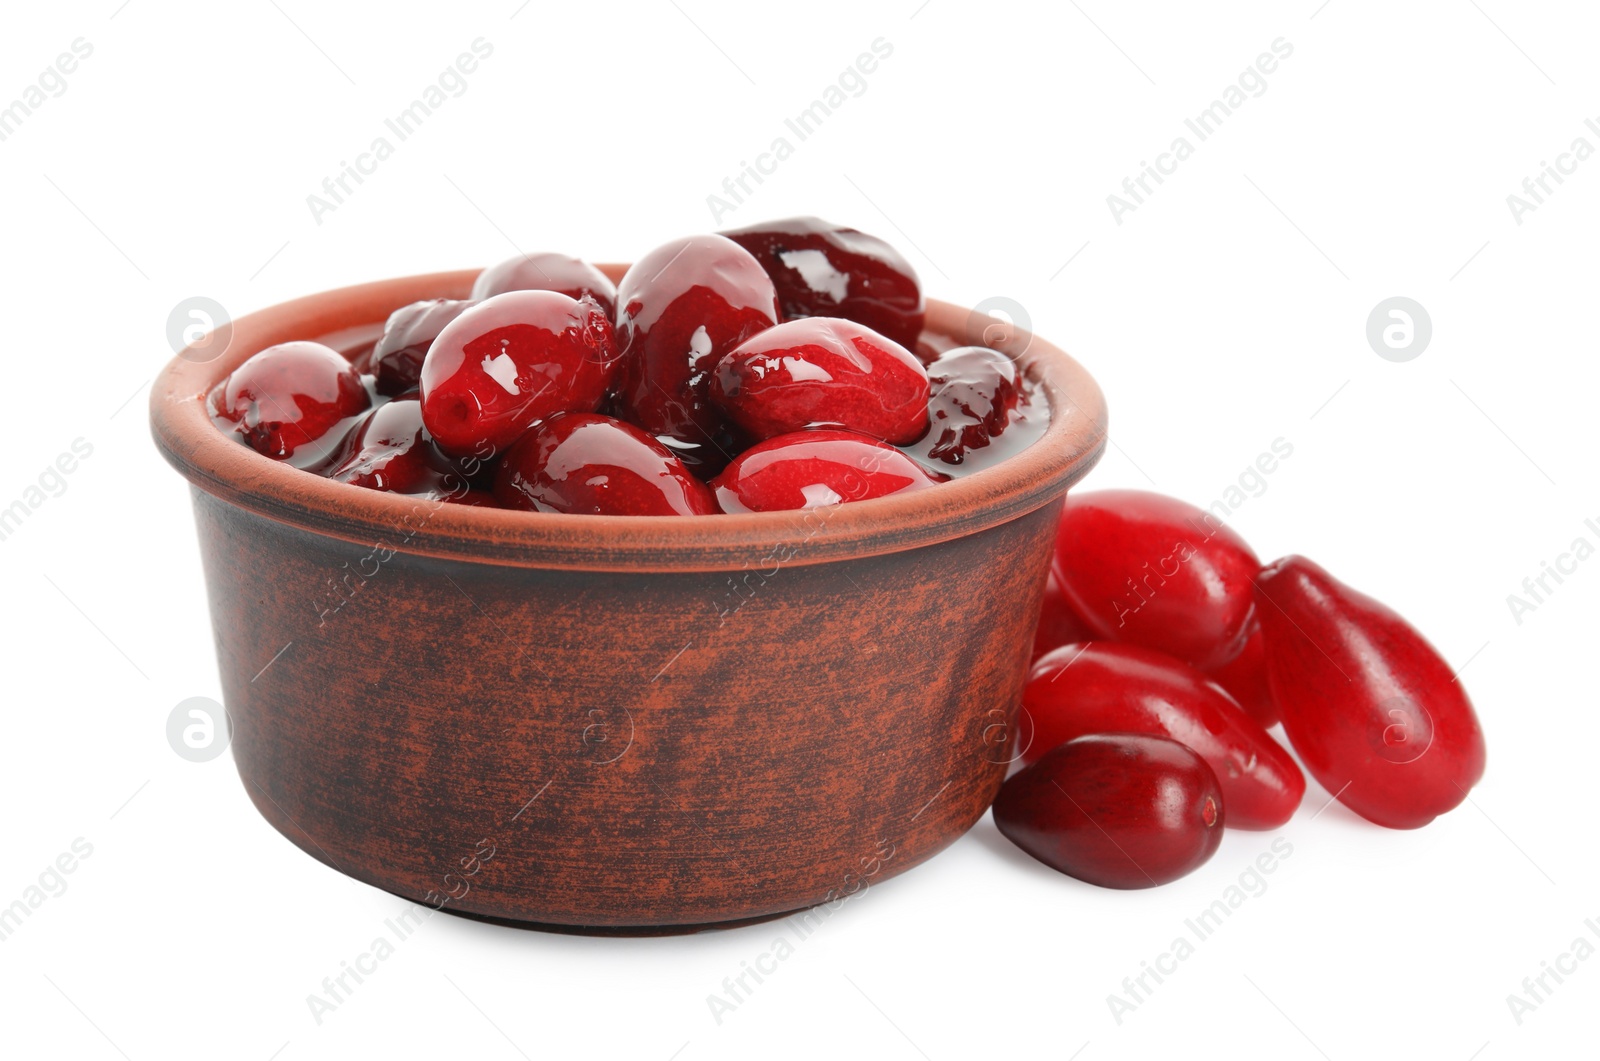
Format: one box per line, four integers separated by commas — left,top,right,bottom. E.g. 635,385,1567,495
150,266,1107,573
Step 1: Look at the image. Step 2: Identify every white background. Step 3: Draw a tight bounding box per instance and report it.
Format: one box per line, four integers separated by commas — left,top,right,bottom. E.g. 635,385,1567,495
1,1,1594,1058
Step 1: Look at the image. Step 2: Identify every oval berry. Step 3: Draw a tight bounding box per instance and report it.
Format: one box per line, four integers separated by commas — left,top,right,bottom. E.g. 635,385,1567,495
471,252,617,317
993,733,1223,889
709,317,929,444
1054,490,1260,670
370,299,475,397
613,234,780,474
322,397,463,498
1025,642,1303,829
710,429,942,514
213,341,370,463
921,345,1020,464
492,413,717,517
1204,620,1279,730
721,216,925,350
1255,555,1487,829
419,291,618,459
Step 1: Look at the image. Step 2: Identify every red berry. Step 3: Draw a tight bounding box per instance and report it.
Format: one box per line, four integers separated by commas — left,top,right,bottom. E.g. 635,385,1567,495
709,317,929,444
1032,565,1095,661
322,397,464,497
613,234,780,475
711,429,942,514
1025,642,1304,829
921,346,1021,464
722,216,925,350
419,291,618,459
1054,490,1260,670
471,253,617,317
1254,555,1487,829
213,341,370,463
492,413,718,517
370,299,475,397
993,733,1224,889
1204,620,1280,729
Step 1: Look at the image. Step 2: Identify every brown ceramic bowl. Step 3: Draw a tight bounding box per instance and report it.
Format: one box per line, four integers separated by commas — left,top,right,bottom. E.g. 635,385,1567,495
150,266,1106,932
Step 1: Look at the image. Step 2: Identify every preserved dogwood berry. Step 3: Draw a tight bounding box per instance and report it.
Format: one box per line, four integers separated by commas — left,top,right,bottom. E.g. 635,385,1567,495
722,216,924,349
920,345,1020,465
420,291,618,458
711,429,942,514
471,253,617,317
709,317,928,444
370,299,474,397
212,341,370,464
613,234,779,475
493,413,717,516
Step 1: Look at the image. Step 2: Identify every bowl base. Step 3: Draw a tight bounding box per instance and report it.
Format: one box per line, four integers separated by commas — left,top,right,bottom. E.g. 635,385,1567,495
432,901,800,937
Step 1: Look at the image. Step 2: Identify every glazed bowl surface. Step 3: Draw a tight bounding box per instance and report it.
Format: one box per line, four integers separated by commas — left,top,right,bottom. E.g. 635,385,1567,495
150,266,1107,930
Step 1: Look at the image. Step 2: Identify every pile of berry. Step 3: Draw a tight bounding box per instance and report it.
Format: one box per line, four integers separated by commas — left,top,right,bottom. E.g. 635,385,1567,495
209,218,1046,516
1002,490,1487,888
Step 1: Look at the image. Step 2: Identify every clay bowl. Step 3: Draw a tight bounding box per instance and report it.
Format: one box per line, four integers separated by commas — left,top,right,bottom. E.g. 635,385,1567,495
150,266,1107,932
